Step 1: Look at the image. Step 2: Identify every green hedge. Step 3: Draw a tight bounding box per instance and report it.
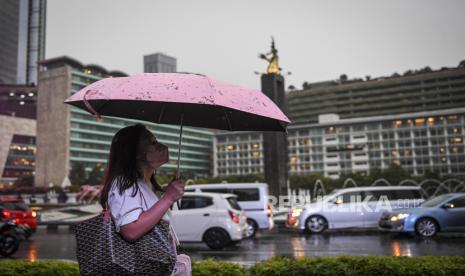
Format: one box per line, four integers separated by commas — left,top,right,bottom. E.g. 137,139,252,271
249,256,465,275
0,260,79,276
192,259,247,276
1,256,465,276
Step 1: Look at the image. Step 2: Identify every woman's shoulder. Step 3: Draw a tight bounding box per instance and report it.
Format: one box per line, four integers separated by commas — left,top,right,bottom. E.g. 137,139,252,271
109,175,140,197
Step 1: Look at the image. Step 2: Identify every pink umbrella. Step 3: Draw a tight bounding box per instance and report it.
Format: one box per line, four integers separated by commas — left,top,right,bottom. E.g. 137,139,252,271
64,73,290,177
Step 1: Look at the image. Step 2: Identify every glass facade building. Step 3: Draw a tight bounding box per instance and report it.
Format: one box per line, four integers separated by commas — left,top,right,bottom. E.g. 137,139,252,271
214,109,465,179
36,57,213,187
214,64,465,180
1,134,36,185
0,0,46,84
0,84,37,186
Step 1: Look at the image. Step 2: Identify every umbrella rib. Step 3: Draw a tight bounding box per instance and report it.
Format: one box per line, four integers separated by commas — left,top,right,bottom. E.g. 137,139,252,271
204,76,233,130
222,106,233,131
158,104,165,123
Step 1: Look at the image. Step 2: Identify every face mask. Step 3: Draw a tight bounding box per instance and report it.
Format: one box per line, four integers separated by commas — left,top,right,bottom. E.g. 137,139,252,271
145,143,169,168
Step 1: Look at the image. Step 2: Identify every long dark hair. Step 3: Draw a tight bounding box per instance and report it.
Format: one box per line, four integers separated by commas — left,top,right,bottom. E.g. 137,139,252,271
99,123,164,209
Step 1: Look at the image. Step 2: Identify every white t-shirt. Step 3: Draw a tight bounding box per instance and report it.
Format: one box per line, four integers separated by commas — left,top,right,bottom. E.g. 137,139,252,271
108,176,171,233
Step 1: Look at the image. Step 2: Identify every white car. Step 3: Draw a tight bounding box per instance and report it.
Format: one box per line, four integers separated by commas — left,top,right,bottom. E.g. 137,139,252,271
170,192,249,249
185,183,274,237
288,186,425,233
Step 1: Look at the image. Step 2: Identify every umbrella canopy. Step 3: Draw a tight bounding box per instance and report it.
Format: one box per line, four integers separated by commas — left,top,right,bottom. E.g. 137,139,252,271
64,73,290,132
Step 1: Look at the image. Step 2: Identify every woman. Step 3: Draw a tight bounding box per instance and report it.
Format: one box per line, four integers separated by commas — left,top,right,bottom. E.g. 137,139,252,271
99,123,185,245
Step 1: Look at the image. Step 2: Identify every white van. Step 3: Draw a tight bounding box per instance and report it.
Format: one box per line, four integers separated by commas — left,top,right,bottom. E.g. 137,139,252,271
185,183,273,236
288,186,425,233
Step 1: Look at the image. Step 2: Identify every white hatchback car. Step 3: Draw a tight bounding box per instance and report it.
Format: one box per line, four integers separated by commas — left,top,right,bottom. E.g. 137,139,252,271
288,186,425,233
170,192,249,249
185,183,274,237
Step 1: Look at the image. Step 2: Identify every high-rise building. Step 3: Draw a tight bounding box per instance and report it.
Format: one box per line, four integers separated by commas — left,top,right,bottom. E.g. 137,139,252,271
215,109,465,179
143,53,177,73
0,0,47,85
214,63,465,180
0,84,37,186
287,64,465,124
35,56,213,187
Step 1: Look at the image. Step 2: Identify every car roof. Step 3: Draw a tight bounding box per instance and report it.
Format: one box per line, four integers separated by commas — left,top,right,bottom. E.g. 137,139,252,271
182,191,237,198
333,186,422,193
185,183,268,188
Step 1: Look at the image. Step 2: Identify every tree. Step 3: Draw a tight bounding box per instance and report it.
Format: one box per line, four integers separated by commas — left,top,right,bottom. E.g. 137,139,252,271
191,173,265,185
367,168,383,183
302,82,311,90
383,163,411,185
86,164,104,185
69,163,87,185
424,169,440,180
156,174,174,186
339,74,348,82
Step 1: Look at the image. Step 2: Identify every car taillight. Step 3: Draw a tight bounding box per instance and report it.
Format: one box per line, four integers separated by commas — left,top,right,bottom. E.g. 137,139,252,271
228,210,240,224
3,210,10,218
267,204,273,217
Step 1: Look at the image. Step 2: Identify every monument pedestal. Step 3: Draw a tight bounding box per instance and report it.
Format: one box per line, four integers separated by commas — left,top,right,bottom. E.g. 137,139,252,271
261,74,288,197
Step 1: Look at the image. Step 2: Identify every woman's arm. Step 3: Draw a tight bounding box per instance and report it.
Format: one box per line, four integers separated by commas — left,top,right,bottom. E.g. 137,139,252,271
120,179,184,241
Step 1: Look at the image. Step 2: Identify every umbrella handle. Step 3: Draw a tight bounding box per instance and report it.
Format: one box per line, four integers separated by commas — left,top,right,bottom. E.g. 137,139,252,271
175,113,184,209
176,113,184,178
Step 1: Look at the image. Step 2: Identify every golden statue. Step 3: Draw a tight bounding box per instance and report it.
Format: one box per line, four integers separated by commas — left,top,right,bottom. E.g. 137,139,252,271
259,37,281,75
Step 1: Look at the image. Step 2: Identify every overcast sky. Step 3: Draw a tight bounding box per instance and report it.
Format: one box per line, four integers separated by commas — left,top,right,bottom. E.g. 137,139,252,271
46,0,465,90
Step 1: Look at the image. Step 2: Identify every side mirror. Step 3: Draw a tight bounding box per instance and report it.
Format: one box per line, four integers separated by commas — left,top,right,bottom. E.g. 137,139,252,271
442,203,454,209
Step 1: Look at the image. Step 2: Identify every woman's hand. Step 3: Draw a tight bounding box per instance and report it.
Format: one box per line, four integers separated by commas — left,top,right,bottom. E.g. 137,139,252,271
163,176,185,203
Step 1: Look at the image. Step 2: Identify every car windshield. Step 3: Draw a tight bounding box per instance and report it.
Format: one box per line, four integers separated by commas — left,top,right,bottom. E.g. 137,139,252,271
421,194,454,207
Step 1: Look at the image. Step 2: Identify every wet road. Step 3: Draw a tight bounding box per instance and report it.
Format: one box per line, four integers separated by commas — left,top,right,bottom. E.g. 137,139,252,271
6,226,465,263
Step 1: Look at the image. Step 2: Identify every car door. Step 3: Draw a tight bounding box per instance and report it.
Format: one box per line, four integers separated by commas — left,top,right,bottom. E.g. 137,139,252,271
442,196,465,231
328,191,364,228
170,195,215,241
363,190,396,227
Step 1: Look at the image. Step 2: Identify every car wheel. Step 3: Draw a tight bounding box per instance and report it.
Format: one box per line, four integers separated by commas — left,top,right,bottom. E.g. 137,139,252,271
246,219,258,238
305,215,328,234
203,228,230,250
0,234,20,257
415,218,438,237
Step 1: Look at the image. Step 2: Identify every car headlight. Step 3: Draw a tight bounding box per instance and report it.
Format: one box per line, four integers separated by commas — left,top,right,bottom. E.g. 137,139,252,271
390,213,410,222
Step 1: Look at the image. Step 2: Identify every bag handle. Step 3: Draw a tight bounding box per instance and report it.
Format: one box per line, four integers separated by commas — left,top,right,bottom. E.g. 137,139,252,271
104,202,110,223
139,185,181,253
